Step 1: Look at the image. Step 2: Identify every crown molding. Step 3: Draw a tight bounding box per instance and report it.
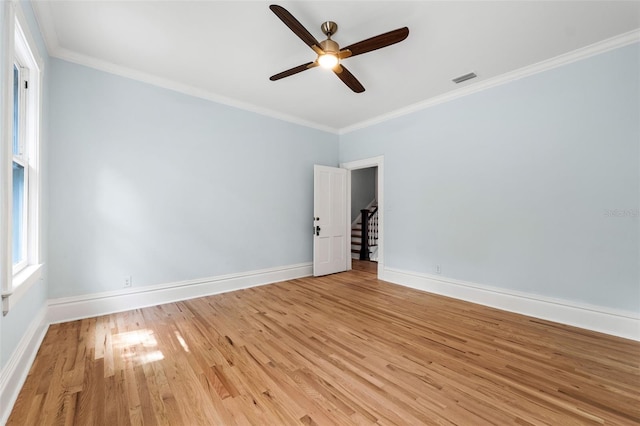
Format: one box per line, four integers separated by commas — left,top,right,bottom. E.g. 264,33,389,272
29,2,338,134
56,47,339,134
27,0,640,136
29,0,58,59
340,29,640,134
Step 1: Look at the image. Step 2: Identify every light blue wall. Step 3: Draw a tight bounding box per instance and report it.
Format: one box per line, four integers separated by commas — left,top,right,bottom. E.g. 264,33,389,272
351,167,376,222
3,4,638,373
0,1,50,369
48,59,338,298
341,43,640,312
0,280,47,367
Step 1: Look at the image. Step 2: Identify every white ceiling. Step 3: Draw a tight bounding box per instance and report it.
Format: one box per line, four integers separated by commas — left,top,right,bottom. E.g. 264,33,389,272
32,1,640,133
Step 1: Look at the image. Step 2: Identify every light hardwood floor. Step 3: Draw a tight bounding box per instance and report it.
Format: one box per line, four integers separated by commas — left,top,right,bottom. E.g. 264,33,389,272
8,263,640,425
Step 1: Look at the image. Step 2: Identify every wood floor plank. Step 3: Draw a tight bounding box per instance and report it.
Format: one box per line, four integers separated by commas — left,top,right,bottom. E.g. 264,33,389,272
7,262,640,425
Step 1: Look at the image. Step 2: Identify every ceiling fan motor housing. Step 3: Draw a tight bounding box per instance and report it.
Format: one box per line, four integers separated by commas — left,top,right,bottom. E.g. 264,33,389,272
320,38,339,54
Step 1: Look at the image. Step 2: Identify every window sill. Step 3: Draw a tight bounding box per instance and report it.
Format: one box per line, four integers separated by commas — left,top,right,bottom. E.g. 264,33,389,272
2,263,43,314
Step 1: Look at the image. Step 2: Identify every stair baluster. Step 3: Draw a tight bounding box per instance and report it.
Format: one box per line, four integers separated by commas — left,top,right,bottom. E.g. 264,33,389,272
360,209,370,260
369,208,378,251
358,207,378,261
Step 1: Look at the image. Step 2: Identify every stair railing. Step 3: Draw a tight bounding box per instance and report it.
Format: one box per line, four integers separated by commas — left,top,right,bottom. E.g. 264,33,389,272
359,207,379,261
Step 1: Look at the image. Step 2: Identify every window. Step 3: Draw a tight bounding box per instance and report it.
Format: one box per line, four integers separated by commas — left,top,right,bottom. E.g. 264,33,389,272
2,3,43,314
13,63,28,271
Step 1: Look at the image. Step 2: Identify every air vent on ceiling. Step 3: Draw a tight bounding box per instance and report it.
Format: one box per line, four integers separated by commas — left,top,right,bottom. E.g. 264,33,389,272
452,72,477,84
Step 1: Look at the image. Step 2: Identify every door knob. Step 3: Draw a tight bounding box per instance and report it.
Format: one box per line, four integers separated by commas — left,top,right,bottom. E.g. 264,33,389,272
315,225,321,236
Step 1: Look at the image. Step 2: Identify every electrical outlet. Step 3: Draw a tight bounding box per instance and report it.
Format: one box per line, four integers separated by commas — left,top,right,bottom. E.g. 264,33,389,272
124,276,132,288
435,264,441,274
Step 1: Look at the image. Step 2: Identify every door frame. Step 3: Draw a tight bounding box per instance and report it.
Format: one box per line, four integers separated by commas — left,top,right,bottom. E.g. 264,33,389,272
340,155,384,277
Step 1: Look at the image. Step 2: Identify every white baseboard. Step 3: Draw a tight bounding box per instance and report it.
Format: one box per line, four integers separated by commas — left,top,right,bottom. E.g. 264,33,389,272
2,264,637,423
1,263,311,422
381,267,640,342
0,306,49,425
48,262,312,324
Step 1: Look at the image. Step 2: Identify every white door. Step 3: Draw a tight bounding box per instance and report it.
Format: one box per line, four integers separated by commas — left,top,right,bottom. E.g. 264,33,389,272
313,165,347,276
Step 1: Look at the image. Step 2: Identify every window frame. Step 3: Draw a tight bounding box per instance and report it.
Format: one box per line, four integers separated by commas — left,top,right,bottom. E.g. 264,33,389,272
1,1,43,314
12,62,29,273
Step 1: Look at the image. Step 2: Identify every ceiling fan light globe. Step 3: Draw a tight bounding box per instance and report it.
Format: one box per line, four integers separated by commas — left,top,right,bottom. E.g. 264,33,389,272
318,53,339,69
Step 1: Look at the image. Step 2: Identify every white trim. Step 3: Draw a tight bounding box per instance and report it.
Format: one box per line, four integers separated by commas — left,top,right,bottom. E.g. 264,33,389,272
340,29,640,134
0,306,48,425
29,0,337,136
0,264,636,422
48,263,312,324
14,3,44,71
382,267,640,342
28,0,57,60
0,0,14,310
2,263,311,420
341,156,384,277
31,2,336,134
15,2,44,277
59,47,337,134
29,0,640,135
3,263,42,314
2,2,45,315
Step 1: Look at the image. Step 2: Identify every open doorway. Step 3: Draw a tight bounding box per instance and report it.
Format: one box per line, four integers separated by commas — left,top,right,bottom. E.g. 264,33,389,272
350,167,378,259
341,156,384,277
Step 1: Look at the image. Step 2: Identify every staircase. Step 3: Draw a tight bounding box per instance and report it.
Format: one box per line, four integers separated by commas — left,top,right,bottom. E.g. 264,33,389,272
351,202,379,261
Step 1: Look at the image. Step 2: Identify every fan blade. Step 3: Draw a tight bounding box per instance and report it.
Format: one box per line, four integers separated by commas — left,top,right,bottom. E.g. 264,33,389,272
270,62,317,81
269,5,323,54
341,27,409,58
333,65,365,93
338,50,352,60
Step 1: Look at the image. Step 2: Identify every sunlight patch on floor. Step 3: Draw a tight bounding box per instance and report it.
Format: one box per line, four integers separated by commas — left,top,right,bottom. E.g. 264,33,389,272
175,331,190,352
112,329,164,365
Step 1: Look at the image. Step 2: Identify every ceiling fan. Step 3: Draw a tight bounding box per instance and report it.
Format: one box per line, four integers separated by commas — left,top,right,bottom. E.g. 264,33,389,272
269,4,409,93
